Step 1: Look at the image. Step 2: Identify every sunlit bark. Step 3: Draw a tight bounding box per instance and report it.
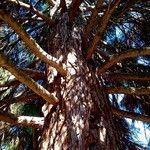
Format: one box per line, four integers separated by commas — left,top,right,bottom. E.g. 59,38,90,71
40,14,118,149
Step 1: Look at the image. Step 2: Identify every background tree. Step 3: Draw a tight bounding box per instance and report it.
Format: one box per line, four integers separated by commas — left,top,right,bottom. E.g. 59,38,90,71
0,0,150,149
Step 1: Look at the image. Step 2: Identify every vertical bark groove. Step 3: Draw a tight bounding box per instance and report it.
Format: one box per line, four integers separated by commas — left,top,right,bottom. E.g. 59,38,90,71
40,13,118,150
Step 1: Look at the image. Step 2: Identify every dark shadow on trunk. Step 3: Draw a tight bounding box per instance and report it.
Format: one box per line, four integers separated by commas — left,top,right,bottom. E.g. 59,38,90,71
39,13,119,150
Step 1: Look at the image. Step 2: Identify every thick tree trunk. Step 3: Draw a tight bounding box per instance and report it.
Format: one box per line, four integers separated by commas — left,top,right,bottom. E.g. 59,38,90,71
40,13,118,150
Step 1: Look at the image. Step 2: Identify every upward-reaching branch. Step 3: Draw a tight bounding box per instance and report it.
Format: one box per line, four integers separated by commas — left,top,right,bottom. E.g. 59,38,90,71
0,10,67,76
83,0,103,38
97,47,150,75
60,0,67,13
68,0,82,24
0,52,58,105
86,0,121,59
0,69,45,89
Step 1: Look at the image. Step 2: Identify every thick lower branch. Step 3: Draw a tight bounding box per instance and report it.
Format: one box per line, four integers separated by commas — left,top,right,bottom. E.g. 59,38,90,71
112,107,150,122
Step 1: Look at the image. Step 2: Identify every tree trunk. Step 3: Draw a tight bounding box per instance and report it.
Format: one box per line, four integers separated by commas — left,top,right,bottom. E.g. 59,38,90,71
40,13,118,150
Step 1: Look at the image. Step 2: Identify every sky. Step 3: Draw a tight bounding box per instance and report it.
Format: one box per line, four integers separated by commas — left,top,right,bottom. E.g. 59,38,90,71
109,94,150,147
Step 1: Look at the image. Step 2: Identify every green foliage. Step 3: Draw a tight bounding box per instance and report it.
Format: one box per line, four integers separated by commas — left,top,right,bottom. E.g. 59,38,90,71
0,68,14,85
21,103,42,116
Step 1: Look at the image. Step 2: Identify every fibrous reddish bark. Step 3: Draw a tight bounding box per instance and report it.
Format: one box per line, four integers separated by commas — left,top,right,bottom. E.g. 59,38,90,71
40,13,118,150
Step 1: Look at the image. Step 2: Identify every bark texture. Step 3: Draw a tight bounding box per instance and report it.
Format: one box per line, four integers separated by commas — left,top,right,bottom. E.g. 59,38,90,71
40,13,118,150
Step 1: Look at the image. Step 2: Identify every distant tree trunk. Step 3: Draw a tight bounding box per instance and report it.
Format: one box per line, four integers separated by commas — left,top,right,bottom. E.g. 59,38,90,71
40,13,118,150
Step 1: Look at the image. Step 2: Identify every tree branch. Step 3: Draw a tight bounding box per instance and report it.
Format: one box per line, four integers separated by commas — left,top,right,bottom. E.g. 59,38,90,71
47,0,55,7
86,0,121,60
0,111,44,128
83,0,103,38
60,0,67,13
97,47,150,75
68,0,82,24
0,52,58,105
0,94,39,106
0,69,45,88
0,10,67,76
112,107,150,122
103,73,150,81
106,86,150,95
117,0,137,19
22,68,46,79
8,0,54,25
